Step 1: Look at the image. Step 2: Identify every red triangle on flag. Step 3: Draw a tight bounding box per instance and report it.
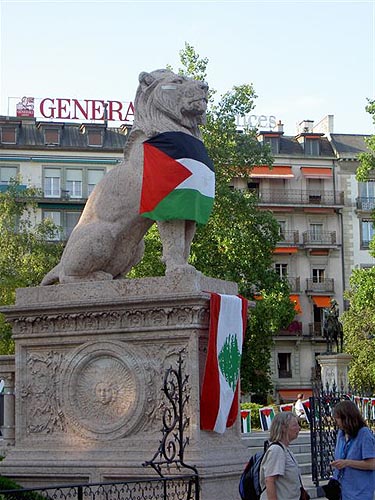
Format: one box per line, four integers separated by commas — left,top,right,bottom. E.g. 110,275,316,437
140,143,192,213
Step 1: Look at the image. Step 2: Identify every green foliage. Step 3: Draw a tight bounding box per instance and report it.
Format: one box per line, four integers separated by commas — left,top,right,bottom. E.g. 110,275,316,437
343,99,375,393
356,99,375,182
342,267,375,392
0,179,63,354
0,475,46,499
240,402,263,429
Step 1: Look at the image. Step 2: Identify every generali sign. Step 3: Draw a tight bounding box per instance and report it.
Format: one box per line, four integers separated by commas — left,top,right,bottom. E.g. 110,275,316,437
12,96,135,123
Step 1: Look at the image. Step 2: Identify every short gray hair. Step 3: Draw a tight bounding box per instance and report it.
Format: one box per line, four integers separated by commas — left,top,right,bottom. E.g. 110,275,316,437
269,411,297,442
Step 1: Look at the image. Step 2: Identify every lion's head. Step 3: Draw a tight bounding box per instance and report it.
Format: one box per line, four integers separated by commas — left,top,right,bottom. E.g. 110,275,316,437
131,69,209,139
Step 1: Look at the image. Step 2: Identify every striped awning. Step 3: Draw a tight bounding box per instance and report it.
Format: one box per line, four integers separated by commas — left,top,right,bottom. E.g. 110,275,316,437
312,295,331,308
290,295,302,314
250,166,294,178
300,167,332,178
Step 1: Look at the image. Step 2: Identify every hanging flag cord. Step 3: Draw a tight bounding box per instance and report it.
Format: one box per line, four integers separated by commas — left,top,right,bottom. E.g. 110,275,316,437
143,348,199,481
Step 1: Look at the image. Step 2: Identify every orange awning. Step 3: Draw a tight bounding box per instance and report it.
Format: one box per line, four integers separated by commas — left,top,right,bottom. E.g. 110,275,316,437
278,389,313,402
273,247,298,254
312,295,331,308
250,166,294,178
300,167,332,178
290,295,302,314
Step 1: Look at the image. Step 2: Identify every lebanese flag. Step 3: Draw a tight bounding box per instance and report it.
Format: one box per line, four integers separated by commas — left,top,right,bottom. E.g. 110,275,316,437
200,293,248,433
140,131,215,225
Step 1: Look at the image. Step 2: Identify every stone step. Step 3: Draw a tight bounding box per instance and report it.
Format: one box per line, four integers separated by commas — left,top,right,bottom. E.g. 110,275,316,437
242,430,312,474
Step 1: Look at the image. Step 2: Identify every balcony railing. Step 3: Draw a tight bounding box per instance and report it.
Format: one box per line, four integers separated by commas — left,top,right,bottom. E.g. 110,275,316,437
277,230,299,245
306,278,334,293
258,189,344,206
276,320,303,336
356,197,375,211
309,322,324,337
302,231,337,245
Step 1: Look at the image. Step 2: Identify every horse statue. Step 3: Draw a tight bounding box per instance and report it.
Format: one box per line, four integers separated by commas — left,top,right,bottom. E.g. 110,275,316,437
323,300,344,353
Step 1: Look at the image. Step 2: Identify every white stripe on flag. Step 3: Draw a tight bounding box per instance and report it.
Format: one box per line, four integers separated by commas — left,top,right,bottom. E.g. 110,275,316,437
176,158,215,198
214,294,243,434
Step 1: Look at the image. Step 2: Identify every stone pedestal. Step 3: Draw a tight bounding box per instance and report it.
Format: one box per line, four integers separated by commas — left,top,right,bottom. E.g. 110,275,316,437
0,274,249,499
316,353,353,391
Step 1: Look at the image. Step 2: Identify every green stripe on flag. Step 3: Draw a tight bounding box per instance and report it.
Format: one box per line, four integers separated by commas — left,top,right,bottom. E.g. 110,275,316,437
141,188,214,224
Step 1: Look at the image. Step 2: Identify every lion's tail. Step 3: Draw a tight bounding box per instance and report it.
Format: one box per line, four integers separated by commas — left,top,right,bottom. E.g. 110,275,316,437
40,264,61,286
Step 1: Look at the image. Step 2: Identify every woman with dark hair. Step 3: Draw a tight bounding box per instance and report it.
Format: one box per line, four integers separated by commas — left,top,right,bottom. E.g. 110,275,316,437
259,411,308,499
331,400,375,500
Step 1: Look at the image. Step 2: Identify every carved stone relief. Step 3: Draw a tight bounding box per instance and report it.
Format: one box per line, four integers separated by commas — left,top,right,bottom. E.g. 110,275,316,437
60,341,148,440
21,351,66,434
11,305,209,336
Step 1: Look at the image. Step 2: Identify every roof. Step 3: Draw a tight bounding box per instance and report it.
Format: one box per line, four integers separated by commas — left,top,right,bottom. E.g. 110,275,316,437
0,116,128,152
329,133,371,159
276,135,335,157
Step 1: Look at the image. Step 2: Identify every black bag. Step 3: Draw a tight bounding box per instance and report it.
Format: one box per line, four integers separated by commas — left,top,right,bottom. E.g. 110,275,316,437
299,486,311,500
239,441,283,500
321,478,341,500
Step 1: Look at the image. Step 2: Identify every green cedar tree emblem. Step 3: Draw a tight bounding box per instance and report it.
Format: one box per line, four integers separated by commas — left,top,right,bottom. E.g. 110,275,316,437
218,333,241,391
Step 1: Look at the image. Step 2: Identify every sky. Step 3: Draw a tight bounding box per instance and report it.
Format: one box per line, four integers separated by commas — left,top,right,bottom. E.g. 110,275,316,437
0,0,374,136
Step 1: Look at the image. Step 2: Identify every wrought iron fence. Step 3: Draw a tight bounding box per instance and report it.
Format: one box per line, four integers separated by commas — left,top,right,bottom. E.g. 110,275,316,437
0,350,199,500
0,477,198,500
310,382,375,486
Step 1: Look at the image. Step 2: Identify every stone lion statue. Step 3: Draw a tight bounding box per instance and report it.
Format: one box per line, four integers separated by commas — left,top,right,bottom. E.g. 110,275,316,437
41,69,212,285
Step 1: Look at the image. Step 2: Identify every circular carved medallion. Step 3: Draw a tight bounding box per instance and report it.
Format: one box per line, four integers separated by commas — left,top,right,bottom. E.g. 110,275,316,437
61,341,145,440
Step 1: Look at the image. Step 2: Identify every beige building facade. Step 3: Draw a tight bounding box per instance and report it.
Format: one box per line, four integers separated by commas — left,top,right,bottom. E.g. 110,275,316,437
0,114,372,403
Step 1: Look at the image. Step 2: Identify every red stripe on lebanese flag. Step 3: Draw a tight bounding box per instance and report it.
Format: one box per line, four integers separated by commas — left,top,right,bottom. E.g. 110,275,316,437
200,293,248,433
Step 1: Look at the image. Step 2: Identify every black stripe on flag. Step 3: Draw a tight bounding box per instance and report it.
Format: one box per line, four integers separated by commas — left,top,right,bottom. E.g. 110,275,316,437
144,132,214,172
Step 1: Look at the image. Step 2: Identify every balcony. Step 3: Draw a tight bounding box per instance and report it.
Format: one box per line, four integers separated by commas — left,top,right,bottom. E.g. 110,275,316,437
308,322,324,337
258,189,344,207
356,197,375,211
277,230,300,245
302,231,337,246
306,278,334,293
276,320,303,336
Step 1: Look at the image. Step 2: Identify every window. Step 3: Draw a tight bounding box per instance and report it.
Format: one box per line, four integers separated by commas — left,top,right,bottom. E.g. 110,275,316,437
310,223,323,242
0,166,18,185
66,169,82,198
247,181,259,195
275,263,288,278
43,211,61,241
44,168,61,197
43,210,82,240
1,127,17,144
277,220,287,239
278,353,292,378
87,169,104,195
312,268,325,283
360,219,374,249
358,181,375,210
264,136,279,154
44,129,60,145
304,138,320,156
87,130,103,147
66,212,81,239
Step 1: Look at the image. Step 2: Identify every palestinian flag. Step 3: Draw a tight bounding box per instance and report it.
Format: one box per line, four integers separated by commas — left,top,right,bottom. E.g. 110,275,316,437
200,293,248,434
241,410,251,433
259,407,275,431
140,131,215,224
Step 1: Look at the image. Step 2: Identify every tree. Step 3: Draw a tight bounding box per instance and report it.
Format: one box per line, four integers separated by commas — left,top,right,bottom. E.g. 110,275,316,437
341,267,375,392
341,100,375,392
0,179,63,353
131,43,296,398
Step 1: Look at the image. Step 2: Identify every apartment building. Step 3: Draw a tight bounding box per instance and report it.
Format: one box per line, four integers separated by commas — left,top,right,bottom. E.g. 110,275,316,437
0,116,128,239
0,114,372,402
